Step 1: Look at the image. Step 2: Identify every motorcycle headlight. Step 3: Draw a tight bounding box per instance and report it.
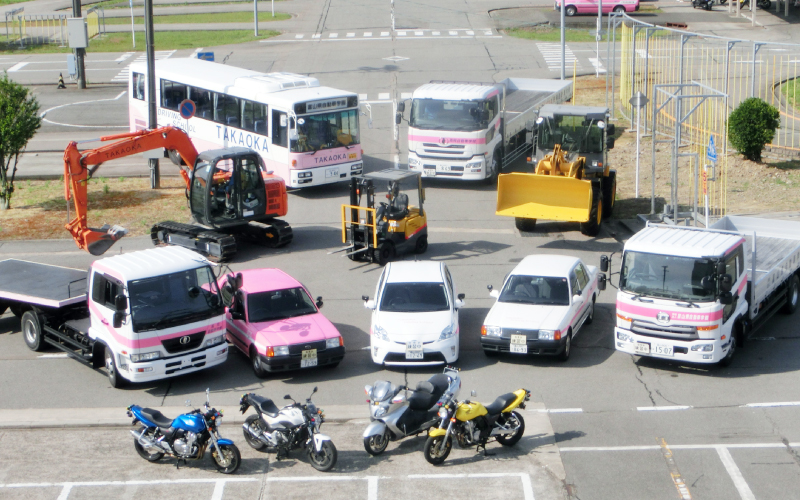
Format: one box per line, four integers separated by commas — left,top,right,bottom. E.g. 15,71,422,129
438,407,449,418
372,324,390,342
326,337,343,349
130,351,160,363
375,407,387,418
439,324,457,341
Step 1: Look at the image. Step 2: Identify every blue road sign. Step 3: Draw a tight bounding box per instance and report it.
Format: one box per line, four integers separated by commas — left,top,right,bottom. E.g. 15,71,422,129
707,135,717,163
179,99,196,120
197,52,214,61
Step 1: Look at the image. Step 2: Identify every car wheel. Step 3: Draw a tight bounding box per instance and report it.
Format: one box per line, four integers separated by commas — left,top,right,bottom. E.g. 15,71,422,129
613,5,626,12
557,331,572,362
566,5,578,16
250,346,268,378
585,297,595,325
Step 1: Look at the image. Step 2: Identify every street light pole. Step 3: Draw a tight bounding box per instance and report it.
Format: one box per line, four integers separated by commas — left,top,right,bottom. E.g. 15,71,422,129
145,0,159,188
560,0,566,80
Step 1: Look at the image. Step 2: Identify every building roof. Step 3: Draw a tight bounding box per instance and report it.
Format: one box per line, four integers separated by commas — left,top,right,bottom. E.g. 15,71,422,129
512,254,581,277
625,225,745,259
95,246,211,282
385,261,444,283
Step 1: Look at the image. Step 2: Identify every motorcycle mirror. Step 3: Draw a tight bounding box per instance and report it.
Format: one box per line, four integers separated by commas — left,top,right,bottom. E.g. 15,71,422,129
205,388,210,404
185,399,191,407
313,386,318,394
470,390,477,397
284,394,292,400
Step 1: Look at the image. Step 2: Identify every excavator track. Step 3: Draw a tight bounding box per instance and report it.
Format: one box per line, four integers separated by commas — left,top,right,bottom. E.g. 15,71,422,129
151,221,238,262
240,219,293,248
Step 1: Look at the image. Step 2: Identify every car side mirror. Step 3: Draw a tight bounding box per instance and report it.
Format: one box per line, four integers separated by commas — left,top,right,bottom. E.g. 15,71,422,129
470,390,477,397
457,293,465,300
395,113,402,125
362,295,369,302
600,255,609,273
316,296,324,308
598,273,607,291
487,285,493,291
573,294,582,304
606,137,615,150
114,294,127,311
365,300,376,310
489,290,500,299
720,274,733,293
719,291,733,305
397,101,405,113
701,276,715,291
455,299,465,310
312,386,318,394
113,311,124,329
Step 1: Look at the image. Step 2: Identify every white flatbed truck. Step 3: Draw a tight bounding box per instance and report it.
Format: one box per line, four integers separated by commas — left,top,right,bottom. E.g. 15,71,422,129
613,215,800,366
0,246,234,387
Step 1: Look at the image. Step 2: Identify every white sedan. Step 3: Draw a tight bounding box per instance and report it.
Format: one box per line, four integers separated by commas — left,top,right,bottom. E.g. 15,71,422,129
481,254,606,361
363,261,464,366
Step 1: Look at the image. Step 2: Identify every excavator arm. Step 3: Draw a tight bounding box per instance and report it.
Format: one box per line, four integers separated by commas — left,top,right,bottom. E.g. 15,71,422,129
63,126,199,256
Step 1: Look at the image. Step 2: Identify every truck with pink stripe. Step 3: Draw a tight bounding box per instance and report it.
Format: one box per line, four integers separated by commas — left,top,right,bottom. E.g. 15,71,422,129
400,79,572,183
0,246,233,387
613,216,800,366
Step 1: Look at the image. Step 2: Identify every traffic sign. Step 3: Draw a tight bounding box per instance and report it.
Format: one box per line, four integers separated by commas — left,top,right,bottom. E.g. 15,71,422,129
707,135,717,163
197,52,214,61
179,99,196,120
629,92,648,109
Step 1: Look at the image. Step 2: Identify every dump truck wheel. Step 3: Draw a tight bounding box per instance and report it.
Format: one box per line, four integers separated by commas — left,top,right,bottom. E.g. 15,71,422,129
515,218,537,232
602,170,616,219
580,187,603,237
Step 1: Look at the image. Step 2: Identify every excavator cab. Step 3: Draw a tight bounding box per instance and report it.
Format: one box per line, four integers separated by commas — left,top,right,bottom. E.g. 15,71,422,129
336,169,428,266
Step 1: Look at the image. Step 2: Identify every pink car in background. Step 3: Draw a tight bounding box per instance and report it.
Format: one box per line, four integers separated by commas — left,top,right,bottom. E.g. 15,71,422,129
555,0,639,15
221,269,345,377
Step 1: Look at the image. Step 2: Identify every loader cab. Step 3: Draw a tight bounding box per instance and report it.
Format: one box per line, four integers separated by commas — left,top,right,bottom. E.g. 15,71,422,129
189,148,268,228
533,105,613,173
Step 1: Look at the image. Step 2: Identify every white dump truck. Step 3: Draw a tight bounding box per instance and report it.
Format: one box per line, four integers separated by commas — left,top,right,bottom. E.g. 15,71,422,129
0,246,237,387
612,216,800,366
399,78,572,182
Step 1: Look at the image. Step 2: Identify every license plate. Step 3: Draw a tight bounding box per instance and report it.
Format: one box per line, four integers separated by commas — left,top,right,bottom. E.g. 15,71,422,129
437,165,451,172
510,334,527,345
424,169,435,177
510,344,528,354
301,349,318,367
634,342,650,354
325,168,339,178
406,340,423,359
652,344,673,356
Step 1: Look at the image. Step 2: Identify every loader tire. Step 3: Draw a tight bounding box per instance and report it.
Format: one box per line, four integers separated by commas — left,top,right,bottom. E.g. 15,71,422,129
580,186,603,237
602,170,616,219
515,218,537,232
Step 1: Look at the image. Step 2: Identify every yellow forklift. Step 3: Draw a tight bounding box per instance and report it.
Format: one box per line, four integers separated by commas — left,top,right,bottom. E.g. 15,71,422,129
337,170,428,265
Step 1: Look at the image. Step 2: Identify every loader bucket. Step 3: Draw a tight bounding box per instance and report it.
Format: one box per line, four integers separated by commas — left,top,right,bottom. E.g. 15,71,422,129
496,173,593,223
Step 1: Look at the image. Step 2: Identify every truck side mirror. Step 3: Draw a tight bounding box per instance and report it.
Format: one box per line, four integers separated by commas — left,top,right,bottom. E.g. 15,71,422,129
397,101,405,113
716,261,726,275
395,113,402,125
113,312,124,329
720,274,733,293
598,273,607,291
288,129,299,141
719,291,733,305
606,124,615,136
605,137,615,150
235,273,243,289
114,294,127,311
600,255,609,272
316,296,324,308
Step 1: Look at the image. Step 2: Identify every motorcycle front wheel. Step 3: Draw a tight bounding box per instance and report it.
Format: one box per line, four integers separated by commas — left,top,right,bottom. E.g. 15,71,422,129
243,414,267,451
423,435,452,465
364,431,390,456
308,440,338,471
133,427,164,462
496,411,526,447
212,443,241,474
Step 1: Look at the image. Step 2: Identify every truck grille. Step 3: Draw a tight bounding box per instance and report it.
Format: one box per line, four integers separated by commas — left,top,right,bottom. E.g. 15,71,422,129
631,320,698,340
162,331,205,354
422,143,465,149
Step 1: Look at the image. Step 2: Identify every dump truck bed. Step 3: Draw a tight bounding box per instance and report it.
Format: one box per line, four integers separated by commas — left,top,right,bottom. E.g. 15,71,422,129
0,260,87,309
502,79,573,144
711,216,800,308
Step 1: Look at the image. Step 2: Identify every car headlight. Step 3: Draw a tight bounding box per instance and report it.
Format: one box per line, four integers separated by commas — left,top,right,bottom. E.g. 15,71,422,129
272,345,289,357
203,335,225,348
690,344,714,352
326,337,343,349
408,157,420,167
539,329,559,341
438,324,457,341
616,331,633,343
481,325,501,337
130,351,160,363
372,325,390,342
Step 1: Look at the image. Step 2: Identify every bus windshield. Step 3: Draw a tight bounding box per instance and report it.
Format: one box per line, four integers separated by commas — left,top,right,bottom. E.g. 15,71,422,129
409,98,493,132
538,114,604,154
619,251,717,302
292,109,360,153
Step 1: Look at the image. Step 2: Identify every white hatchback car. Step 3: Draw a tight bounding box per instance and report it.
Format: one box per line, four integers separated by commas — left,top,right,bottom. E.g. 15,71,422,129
363,261,464,366
481,254,606,361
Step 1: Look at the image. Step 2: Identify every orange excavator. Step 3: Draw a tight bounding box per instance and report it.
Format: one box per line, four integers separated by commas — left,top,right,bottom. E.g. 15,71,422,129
64,125,292,261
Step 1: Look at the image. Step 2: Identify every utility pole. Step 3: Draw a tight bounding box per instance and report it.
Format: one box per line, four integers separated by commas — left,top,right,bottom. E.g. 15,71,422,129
145,0,159,188
71,0,86,89
560,0,566,80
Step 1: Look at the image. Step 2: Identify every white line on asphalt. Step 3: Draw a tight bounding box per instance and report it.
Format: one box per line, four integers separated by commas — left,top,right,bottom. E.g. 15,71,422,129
114,52,134,62
358,94,367,101
38,354,69,359
267,476,363,482
743,401,800,407
367,476,378,500
295,34,304,39
407,473,534,500
560,442,800,452
716,447,756,500
210,480,226,500
536,408,583,413
378,93,390,100
1,478,258,490
637,406,692,411
261,36,502,43
400,92,412,99
39,92,129,129
7,62,28,72
347,32,355,37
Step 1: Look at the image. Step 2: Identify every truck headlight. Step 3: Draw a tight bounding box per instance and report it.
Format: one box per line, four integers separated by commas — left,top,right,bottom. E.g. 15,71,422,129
616,331,633,343
481,325,501,337
408,157,420,167
326,337,343,349
204,335,225,348
465,160,482,170
130,351,161,363
690,344,714,352
439,324,457,341
372,324,390,342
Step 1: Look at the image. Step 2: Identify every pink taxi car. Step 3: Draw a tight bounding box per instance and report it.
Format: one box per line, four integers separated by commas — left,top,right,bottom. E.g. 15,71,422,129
220,269,345,377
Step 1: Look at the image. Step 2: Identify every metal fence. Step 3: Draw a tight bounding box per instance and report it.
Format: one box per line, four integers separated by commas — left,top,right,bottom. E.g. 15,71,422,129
3,10,104,46
607,12,800,222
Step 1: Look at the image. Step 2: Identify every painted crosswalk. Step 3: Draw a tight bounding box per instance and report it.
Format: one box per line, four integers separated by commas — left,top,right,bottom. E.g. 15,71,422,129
537,42,580,72
111,50,177,83
278,28,498,42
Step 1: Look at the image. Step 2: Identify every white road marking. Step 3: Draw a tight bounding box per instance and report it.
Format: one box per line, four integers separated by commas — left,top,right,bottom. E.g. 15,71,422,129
744,401,800,407
561,442,800,452
415,31,423,36
38,354,69,359
295,34,304,39
716,447,756,500
381,31,389,36
449,30,457,35
367,476,378,500
358,94,368,101
407,473,534,500
364,32,372,37
397,31,406,36
111,49,175,82
312,33,320,38
484,30,492,35
536,408,583,413
329,33,338,38
210,480,226,500
589,58,606,74
466,30,474,35
537,43,579,71
637,405,692,411
38,91,128,129
346,32,355,37
378,93,390,100
115,52,134,62
432,31,440,35
7,62,28,72
400,92,412,99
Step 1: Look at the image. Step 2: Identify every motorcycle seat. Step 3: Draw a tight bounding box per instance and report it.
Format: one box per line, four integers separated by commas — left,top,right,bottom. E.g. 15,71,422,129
427,374,450,400
138,407,174,429
408,381,437,411
251,395,280,417
485,393,518,415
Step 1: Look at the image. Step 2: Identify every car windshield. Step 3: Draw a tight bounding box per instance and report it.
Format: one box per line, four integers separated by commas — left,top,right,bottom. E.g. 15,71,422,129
538,114,604,154
247,287,318,322
129,266,222,332
380,282,449,312
619,251,717,301
409,98,491,131
499,275,571,306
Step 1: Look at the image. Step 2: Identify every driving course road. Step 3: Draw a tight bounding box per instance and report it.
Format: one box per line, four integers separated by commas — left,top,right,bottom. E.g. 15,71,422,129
3,0,800,498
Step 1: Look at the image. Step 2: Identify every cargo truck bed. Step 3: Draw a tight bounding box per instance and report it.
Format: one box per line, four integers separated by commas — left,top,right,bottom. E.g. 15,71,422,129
0,260,87,309
502,79,573,142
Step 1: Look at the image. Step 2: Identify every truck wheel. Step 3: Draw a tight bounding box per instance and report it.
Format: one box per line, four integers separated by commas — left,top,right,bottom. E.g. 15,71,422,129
602,170,616,219
781,275,799,314
104,347,127,388
515,218,537,232
719,323,741,367
483,151,501,185
580,186,603,237
22,310,45,352
374,242,395,266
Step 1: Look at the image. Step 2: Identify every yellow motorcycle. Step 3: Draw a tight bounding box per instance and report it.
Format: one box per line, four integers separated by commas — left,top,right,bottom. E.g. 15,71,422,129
423,388,530,465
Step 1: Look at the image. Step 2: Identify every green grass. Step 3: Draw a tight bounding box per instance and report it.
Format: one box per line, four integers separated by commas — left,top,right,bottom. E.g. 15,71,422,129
782,79,799,111
0,29,279,54
506,27,607,43
94,0,286,9
102,11,290,24
0,0,27,5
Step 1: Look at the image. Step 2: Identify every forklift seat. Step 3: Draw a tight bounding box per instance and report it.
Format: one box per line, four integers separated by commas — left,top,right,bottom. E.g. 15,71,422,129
387,194,409,220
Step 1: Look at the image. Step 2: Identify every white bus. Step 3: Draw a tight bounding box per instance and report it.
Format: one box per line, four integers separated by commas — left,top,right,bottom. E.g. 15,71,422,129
129,58,363,188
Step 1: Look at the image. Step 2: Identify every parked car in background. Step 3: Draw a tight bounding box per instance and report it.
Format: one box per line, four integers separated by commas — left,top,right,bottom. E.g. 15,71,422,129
221,269,345,377
481,254,606,361
555,0,639,16
363,261,464,366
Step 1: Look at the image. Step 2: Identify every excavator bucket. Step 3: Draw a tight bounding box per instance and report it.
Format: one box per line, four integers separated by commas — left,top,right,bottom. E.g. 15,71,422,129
496,173,593,223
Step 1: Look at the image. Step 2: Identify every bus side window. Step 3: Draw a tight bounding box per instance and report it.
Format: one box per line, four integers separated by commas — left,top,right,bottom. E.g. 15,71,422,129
191,86,213,120
242,100,268,134
132,72,145,101
160,79,186,111
215,94,240,128
272,110,287,147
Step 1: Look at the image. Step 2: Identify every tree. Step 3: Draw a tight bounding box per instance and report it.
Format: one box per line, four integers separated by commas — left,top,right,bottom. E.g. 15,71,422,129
0,73,41,210
727,97,780,163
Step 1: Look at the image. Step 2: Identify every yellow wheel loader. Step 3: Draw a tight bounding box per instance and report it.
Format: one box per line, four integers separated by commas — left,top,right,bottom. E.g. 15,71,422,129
495,105,616,237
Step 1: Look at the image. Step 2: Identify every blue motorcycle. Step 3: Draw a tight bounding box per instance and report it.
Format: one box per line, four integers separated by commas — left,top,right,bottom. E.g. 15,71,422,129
127,388,241,474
